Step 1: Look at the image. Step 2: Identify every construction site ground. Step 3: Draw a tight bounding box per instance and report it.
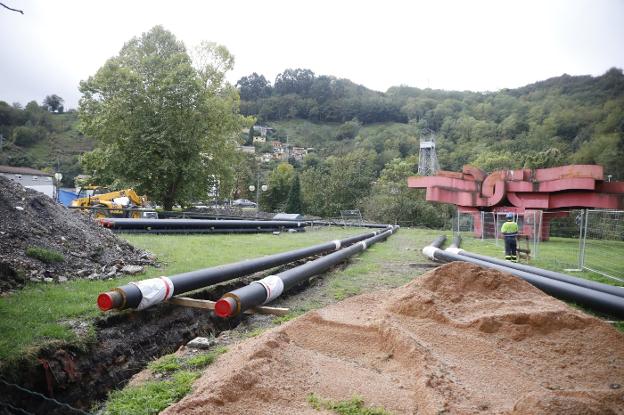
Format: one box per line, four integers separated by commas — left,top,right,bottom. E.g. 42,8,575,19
1,206,623,414
104,228,623,415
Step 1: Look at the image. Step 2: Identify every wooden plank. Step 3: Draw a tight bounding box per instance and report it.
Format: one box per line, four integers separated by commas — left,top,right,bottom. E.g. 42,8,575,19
168,297,215,310
167,297,290,317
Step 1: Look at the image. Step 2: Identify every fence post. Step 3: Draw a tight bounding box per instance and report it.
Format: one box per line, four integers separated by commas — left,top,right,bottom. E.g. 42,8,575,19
578,209,587,269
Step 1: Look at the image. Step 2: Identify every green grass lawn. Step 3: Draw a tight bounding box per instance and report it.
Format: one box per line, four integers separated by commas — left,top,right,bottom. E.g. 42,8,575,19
0,227,400,364
1,227,622,367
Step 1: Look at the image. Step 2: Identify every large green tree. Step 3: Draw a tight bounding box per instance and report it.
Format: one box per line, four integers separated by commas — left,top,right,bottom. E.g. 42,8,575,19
285,174,302,214
43,94,64,113
79,26,249,209
262,162,295,211
361,157,453,226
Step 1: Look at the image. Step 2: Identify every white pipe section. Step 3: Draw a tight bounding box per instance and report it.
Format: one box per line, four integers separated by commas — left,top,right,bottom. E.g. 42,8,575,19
131,277,174,310
253,275,285,304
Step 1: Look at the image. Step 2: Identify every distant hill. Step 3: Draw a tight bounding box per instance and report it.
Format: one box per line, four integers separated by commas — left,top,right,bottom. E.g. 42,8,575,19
238,68,624,178
3,68,622,185
0,101,94,186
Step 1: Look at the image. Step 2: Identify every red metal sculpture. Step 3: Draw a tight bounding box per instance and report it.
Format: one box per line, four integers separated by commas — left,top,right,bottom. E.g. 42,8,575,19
408,164,624,239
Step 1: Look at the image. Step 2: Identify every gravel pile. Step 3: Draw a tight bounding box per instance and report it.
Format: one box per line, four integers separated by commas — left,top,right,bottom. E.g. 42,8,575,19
0,176,154,293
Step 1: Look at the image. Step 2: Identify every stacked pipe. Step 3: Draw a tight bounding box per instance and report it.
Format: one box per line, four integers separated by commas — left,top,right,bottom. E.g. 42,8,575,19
99,218,306,233
214,226,399,318
310,220,394,229
422,236,624,318
97,229,386,311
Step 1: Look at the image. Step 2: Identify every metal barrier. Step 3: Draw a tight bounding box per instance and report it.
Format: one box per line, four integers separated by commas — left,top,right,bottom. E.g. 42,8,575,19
578,209,624,282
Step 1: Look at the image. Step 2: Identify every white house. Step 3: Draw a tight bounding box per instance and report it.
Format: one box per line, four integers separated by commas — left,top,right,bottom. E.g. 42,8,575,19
0,165,55,197
252,136,266,144
237,145,256,154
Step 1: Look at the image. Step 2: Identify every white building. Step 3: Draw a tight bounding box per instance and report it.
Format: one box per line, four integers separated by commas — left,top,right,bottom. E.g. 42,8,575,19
238,145,256,154
0,165,56,197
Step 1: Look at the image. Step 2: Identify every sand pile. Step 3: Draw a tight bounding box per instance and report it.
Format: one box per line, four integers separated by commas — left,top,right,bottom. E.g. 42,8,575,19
163,262,624,415
0,176,153,292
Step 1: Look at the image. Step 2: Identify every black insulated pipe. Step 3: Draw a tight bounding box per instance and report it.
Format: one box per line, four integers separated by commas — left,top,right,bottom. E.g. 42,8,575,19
423,238,624,318
97,229,386,311
107,228,285,235
453,250,624,299
430,235,447,249
310,220,393,229
214,226,399,318
100,218,307,230
449,234,462,250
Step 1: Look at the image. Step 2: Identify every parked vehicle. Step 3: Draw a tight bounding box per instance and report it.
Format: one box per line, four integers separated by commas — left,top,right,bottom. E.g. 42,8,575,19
232,199,257,207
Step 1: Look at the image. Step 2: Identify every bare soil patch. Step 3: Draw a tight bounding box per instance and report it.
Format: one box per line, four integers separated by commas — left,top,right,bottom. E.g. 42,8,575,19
164,262,624,415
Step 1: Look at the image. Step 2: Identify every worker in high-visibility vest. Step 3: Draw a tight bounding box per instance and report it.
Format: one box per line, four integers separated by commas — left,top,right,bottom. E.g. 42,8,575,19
501,213,519,262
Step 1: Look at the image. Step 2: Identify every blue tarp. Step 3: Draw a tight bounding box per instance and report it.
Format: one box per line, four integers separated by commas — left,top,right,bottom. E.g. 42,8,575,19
58,188,78,206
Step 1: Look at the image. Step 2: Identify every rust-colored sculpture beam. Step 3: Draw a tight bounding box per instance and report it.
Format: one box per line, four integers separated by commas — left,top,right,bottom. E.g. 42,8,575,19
408,164,623,212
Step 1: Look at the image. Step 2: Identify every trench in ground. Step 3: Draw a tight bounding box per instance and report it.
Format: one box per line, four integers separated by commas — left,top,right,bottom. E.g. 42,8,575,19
0,257,348,415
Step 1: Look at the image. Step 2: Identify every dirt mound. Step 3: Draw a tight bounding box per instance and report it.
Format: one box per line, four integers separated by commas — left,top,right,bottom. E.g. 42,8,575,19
389,262,592,340
0,176,153,292
163,262,624,415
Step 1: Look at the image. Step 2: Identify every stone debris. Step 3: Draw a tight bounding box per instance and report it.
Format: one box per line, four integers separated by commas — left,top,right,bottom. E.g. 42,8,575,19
0,175,154,293
120,265,144,275
186,337,217,350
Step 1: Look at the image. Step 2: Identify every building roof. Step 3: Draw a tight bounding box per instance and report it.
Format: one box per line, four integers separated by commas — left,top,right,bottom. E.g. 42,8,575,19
0,165,53,176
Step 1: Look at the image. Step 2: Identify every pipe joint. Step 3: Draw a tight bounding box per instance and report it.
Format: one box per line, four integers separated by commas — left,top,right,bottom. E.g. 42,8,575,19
422,245,439,260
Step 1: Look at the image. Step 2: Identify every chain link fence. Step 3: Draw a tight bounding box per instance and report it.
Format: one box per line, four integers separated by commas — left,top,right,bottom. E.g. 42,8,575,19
454,208,624,281
578,210,624,282
453,211,542,259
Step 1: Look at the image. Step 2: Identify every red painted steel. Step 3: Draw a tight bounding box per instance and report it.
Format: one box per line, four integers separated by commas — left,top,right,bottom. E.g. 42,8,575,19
408,164,623,211
507,192,550,209
533,165,603,181
408,164,624,238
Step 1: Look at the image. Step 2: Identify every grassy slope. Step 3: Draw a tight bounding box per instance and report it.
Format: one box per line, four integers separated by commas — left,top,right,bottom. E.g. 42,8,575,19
1,227,622,366
7,112,94,184
270,119,419,151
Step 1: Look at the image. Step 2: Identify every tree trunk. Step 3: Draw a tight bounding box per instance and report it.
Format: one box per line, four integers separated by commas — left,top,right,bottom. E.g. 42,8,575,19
163,198,174,211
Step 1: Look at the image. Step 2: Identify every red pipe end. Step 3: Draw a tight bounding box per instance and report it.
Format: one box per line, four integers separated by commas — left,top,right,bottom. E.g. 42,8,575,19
214,297,237,318
97,292,114,311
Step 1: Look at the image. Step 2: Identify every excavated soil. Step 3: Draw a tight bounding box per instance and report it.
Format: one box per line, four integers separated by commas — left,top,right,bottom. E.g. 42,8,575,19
164,262,624,415
0,176,153,292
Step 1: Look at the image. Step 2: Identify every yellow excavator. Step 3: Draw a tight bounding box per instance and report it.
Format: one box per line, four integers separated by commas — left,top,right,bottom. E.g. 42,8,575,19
71,186,157,219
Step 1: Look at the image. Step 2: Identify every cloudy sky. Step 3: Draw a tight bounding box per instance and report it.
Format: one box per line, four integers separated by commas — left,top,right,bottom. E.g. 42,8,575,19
1,0,623,109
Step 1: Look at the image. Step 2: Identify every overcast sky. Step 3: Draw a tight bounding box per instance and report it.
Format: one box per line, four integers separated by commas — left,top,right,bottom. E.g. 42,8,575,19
1,0,623,109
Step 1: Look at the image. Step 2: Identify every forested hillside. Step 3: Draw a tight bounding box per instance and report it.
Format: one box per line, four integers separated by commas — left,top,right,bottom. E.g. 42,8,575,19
0,99,92,186
1,67,622,225
238,68,624,175
233,68,624,223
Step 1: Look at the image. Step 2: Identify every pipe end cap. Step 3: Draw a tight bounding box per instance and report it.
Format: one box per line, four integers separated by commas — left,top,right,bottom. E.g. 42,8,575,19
214,297,237,318
97,292,114,311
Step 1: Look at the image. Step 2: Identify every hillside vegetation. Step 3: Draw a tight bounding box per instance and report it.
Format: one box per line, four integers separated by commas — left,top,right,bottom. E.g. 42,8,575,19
0,101,93,186
234,68,624,222
239,68,624,176
1,67,622,224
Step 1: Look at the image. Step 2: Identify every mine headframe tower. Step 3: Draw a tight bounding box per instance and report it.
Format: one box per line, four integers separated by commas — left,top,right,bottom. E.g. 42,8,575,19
418,128,440,176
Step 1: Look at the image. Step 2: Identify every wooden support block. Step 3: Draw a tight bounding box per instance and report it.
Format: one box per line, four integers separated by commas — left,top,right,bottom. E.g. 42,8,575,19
167,297,290,317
